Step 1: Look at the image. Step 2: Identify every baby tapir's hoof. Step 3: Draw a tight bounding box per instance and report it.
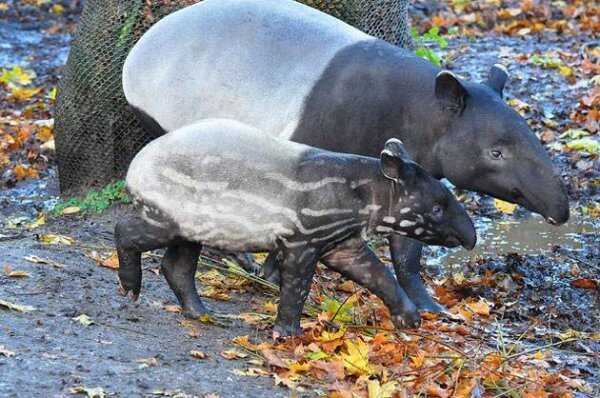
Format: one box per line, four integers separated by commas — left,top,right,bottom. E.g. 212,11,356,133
118,269,142,301
391,311,421,329
272,322,303,339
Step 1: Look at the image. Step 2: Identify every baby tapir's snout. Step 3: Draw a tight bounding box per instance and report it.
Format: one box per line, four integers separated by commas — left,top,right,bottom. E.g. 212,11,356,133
445,199,476,250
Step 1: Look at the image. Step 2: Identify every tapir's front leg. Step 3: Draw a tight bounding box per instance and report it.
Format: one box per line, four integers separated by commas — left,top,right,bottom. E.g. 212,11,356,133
322,236,420,328
274,247,319,338
389,235,445,313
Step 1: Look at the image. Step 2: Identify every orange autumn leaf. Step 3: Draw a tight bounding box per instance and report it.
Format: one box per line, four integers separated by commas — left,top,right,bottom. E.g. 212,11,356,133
13,164,38,180
570,278,597,289
466,299,491,316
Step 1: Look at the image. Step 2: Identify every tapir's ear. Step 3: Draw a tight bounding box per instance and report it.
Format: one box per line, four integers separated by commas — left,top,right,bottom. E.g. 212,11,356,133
435,71,467,114
383,138,411,161
485,64,508,96
380,149,413,183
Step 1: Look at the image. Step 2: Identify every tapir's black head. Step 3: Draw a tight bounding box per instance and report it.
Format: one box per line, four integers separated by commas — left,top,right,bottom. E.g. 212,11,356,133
379,139,476,250
432,66,569,225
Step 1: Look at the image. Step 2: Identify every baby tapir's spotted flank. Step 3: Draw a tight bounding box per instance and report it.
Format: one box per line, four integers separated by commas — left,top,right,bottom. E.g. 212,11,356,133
116,119,476,336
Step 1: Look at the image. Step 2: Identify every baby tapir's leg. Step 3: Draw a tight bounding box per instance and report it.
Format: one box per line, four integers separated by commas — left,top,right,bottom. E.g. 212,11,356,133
389,235,444,313
115,215,175,300
262,250,282,285
161,244,209,318
322,236,421,328
274,247,319,338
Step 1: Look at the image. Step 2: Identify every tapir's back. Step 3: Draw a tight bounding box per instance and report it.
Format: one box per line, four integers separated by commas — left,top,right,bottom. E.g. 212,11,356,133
123,0,370,138
126,119,319,251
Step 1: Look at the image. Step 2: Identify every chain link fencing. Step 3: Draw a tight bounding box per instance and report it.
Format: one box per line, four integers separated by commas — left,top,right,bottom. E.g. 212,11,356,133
55,0,412,193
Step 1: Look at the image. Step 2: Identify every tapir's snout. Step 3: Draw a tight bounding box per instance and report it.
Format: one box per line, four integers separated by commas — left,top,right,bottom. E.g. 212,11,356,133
449,203,477,251
515,169,570,226
456,219,477,250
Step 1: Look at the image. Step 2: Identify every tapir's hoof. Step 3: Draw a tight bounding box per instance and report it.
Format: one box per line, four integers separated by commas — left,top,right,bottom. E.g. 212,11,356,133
182,303,212,320
272,322,303,339
391,312,421,329
416,299,447,314
118,280,140,302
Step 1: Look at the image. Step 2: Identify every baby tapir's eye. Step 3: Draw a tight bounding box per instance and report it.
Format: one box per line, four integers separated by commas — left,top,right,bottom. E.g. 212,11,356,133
432,204,443,218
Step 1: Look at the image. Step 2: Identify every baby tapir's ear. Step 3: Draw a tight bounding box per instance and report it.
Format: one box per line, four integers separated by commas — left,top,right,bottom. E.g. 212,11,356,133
383,138,412,161
485,64,508,96
435,71,467,114
380,147,413,183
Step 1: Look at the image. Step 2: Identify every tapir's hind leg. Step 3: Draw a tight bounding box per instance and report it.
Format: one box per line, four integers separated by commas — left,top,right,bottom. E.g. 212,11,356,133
161,243,209,318
115,215,174,300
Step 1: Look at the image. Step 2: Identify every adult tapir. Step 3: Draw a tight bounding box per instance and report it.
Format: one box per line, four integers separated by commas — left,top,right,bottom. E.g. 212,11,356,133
122,0,569,312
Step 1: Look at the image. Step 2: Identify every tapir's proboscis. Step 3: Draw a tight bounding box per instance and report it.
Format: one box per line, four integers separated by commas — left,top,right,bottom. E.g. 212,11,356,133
117,119,476,336
123,0,569,313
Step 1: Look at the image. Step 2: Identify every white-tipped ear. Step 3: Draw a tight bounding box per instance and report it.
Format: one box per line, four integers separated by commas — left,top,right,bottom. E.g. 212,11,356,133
380,149,412,183
435,71,467,114
383,138,412,161
486,64,508,96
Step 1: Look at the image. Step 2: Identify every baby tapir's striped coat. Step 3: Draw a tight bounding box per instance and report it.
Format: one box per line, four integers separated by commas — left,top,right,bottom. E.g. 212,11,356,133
117,119,475,336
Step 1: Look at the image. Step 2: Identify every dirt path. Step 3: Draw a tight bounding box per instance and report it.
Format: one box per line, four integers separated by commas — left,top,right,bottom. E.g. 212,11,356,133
1,207,289,398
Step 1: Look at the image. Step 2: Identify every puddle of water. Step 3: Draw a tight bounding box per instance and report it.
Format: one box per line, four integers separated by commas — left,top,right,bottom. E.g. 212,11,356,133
427,213,597,269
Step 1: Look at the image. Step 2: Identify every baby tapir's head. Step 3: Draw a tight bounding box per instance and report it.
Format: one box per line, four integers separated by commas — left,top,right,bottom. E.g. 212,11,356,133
378,139,476,250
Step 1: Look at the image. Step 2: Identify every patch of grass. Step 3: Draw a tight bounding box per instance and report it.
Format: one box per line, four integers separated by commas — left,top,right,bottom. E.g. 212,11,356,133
411,26,449,67
51,180,131,216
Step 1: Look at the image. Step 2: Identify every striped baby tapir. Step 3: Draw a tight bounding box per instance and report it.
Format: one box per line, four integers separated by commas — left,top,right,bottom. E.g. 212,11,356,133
116,119,476,336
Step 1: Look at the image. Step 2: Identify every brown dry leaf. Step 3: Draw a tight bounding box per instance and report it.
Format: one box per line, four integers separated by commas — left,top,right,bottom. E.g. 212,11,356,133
410,351,426,369
231,367,270,377
190,350,208,359
309,359,345,382
200,285,231,301
13,164,38,180
165,304,182,313
260,348,287,369
466,298,491,316
3,263,29,278
570,278,597,289
221,349,248,360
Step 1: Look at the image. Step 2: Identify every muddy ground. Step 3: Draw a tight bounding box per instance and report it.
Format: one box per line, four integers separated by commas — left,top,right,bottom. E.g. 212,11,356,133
1,2,599,397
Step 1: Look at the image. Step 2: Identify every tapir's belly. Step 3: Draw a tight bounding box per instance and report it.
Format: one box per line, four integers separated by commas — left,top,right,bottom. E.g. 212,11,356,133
123,0,369,138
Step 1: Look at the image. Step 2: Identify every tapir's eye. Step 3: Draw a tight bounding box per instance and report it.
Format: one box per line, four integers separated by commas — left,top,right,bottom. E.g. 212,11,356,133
432,204,443,219
490,149,503,159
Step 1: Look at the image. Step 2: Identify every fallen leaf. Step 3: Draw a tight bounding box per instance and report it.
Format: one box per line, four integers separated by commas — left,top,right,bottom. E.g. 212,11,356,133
466,299,491,316
61,206,81,215
570,278,597,289
231,367,270,377
0,299,35,312
494,198,518,214
368,379,397,398
68,386,106,398
221,349,248,360
24,255,65,269
190,350,208,359
3,263,29,278
38,234,74,245
341,339,372,376
136,357,159,368
73,314,94,326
